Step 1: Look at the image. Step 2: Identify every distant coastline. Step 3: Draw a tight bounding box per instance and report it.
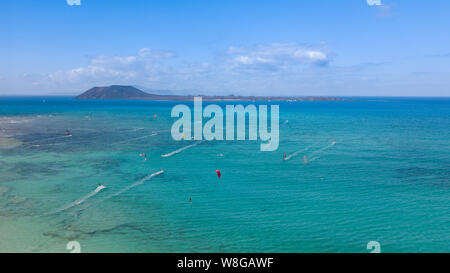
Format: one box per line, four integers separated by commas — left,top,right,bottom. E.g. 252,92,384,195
74,85,353,102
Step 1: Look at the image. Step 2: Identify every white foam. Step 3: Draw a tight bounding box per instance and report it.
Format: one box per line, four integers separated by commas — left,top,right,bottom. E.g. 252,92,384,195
160,142,202,158
107,170,164,199
76,170,164,212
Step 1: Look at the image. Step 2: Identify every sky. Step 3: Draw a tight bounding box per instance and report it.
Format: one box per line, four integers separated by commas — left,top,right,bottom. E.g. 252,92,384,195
1,0,449,96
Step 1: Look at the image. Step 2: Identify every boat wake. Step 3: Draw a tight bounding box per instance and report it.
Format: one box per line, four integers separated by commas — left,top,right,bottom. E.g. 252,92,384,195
160,142,202,158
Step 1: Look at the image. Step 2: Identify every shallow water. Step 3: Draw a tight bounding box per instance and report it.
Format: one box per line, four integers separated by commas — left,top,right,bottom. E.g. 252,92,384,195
0,96,449,252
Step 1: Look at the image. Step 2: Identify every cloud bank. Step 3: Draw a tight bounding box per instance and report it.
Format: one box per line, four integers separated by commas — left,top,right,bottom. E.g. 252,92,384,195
6,42,440,96
35,43,336,96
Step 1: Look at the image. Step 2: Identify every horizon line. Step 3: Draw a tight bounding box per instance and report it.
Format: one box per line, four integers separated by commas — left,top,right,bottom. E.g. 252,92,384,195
1,94,449,98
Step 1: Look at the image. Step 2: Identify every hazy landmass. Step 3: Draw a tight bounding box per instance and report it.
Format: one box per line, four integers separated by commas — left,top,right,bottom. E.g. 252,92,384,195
75,85,351,101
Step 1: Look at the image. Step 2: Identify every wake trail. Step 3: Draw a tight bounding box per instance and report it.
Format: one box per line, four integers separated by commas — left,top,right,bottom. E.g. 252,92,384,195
284,141,321,161
98,170,164,203
160,141,202,158
41,185,106,216
306,141,336,163
115,132,158,145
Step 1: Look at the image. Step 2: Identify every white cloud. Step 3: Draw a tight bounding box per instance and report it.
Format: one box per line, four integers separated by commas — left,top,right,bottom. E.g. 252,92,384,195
66,0,81,6
46,48,174,88
226,43,329,71
22,44,340,96
138,48,174,58
43,44,330,93
366,0,382,6
3,44,447,96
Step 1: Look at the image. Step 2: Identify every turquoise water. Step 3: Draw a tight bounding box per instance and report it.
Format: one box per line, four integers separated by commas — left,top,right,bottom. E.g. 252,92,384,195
0,97,449,253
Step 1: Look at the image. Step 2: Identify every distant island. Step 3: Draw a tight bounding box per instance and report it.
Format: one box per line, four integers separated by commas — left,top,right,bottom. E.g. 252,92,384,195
75,85,351,101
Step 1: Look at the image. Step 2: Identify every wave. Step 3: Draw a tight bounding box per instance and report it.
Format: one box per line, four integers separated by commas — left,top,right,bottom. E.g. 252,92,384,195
160,141,202,158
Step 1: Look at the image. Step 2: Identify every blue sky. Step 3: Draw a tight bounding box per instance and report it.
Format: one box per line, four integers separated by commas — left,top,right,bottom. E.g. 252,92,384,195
1,0,449,96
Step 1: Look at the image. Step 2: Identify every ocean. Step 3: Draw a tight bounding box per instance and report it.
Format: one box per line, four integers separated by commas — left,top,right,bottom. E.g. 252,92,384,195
0,96,449,253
